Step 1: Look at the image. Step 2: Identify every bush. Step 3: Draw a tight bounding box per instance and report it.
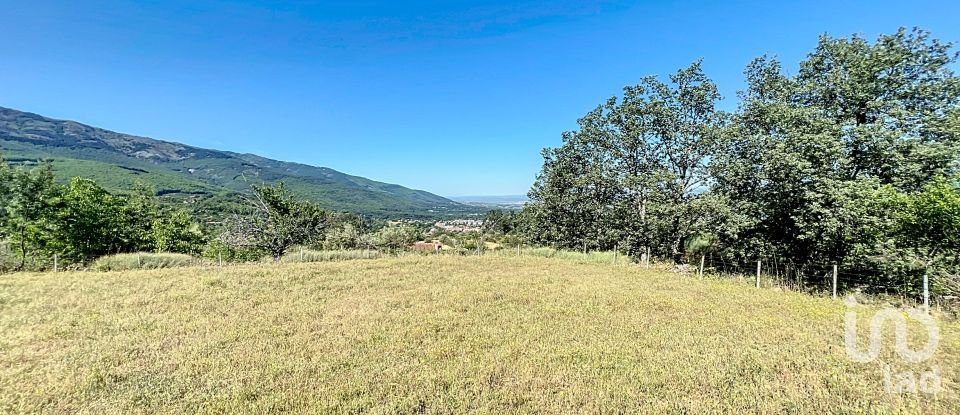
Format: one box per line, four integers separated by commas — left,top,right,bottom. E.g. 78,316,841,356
371,225,420,253
92,252,199,271
280,249,381,263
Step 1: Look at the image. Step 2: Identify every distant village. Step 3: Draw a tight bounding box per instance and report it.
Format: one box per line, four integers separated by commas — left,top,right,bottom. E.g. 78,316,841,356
432,219,483,233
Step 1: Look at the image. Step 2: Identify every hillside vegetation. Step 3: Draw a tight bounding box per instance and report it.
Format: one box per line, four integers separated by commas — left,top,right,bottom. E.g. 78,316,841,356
1,256,956,413
0,107,477,217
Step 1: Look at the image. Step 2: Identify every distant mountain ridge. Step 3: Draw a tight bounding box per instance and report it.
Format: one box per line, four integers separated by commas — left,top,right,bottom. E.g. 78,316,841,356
449,195,528,209
0,106,478,217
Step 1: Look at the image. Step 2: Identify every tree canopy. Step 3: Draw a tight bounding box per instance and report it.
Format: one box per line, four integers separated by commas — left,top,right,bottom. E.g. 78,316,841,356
220,183,328,260
526,28,960,296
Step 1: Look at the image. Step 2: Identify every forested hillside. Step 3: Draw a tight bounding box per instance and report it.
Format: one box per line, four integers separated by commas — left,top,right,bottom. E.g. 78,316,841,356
0,107,477,217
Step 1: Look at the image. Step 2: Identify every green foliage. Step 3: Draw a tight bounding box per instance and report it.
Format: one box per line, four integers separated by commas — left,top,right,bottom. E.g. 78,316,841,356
92,252,198,271
528,61,726,261
0,240,20,273
0,153,207,269
710,28,960,296
322,222,362,250
152,210,204,255
54,178,130,261
481,209,529,238
460,232,485,252
714,28,960,269
897,177,960,253
319,212,369,250
4,161,62,269
220,183,328,260
371,224,421,253
859,178,960,295
528,28,960,298
0,154,10,237
0,107,483,218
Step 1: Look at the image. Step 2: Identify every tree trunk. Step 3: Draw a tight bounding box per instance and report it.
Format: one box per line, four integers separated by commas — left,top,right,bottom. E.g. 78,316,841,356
671,236,684,264
670,215,684,264
18,225,26,271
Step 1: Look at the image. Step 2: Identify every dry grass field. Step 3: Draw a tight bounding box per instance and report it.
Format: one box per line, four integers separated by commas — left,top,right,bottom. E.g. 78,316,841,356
1,255,958,414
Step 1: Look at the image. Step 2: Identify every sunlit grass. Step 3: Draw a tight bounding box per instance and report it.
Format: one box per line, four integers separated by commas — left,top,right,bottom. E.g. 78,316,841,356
0,256,957,413
91,252,200,271
280,248,382,263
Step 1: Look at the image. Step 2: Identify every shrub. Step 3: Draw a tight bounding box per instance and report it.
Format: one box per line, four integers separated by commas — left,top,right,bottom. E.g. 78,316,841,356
371,225,420,253
93,252,199,271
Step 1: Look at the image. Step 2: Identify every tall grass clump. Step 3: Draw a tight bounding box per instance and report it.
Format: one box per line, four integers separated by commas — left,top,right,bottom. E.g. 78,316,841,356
0,241,19,273
520,247,623,264
280,248,381,263
92,252,199,271
0,240,60,273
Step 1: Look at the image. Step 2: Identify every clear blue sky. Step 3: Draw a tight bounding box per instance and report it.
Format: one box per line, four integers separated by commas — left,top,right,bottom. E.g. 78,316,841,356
2,1,958,196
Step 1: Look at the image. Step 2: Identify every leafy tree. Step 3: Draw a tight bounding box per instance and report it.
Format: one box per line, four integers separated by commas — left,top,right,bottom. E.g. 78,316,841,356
220,183,328,260
528,61,725,262
631,62,726,261
898,178,960,256
152,210,204,254
482,209,525,235
325,223,364,250
5,162,61,269
797,28,960,190
713,28,960,272
322,212,366,250
528,108,626,252
371,224,420,253
124,181,161,251
53,178,130,262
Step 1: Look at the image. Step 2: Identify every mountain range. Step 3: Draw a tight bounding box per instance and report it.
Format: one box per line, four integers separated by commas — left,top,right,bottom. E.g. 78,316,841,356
449,195,529,209
0,106,481,217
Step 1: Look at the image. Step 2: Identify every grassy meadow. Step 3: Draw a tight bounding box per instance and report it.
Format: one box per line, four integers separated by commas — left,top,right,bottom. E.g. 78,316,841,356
1,255,958,413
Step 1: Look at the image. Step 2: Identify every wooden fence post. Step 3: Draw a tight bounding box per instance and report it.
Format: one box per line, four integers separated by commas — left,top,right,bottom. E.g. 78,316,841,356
832,265,838,298
923,272,930,315
218,251,223,267
138,253,142,268
53,254,58,273
755,259,761,288
698,255,704,279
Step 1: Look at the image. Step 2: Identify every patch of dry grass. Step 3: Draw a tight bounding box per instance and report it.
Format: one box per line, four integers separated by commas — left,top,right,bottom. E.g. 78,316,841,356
0,256,957,413
280,249,381,263
92,252,200,271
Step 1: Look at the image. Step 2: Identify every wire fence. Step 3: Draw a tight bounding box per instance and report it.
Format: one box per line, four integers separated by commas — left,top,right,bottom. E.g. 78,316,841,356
688,252,958,312
4,240,957,314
